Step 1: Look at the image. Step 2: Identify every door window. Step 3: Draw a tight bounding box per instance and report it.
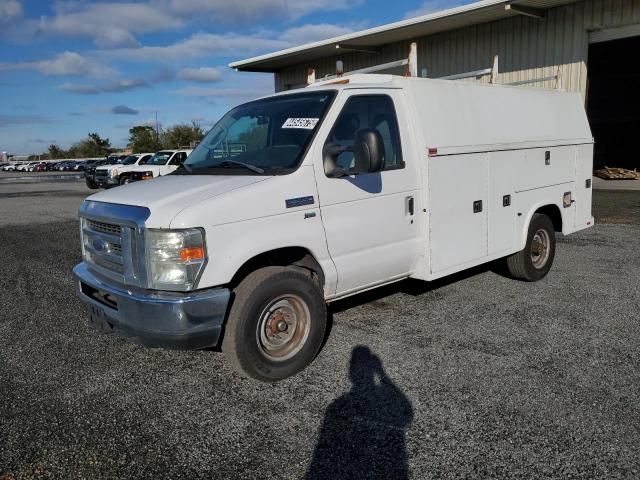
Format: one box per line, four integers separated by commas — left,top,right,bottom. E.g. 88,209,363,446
169,152,186,165
324,95,404,173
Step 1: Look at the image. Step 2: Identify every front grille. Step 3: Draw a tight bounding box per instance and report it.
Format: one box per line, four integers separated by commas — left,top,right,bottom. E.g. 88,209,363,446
87,219,121,236
82,217,132,284
108,242,122,255
95,170,108,179
87,251,124,273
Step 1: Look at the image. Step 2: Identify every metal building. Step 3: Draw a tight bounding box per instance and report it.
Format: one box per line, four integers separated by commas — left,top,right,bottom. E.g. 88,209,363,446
231,0,640,169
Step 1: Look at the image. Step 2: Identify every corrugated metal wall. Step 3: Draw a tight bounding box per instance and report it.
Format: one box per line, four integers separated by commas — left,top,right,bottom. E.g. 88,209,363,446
275,0,640,98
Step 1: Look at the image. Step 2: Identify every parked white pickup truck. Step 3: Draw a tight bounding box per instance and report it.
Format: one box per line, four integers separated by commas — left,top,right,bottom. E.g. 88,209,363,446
73,74,593,382
94,153,154,187
126,149,192,182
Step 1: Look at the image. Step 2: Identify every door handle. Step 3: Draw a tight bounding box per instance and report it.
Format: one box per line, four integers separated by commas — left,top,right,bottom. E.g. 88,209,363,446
407,196,415,216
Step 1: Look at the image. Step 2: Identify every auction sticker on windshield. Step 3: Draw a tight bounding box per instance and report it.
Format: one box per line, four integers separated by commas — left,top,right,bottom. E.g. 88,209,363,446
282,118,319,129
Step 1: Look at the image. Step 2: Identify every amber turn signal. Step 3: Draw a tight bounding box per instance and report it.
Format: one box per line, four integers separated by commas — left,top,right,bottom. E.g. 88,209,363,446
179,247,205,262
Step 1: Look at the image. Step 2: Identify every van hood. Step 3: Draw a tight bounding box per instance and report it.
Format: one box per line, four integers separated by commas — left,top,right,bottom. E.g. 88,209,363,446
86,174,270,227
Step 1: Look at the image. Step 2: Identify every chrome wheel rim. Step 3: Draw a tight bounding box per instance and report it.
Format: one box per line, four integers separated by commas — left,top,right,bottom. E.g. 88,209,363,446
530,229,551,269
257,295,310,362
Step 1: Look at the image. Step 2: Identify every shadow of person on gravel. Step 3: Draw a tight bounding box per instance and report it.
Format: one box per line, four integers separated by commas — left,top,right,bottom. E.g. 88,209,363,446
305,346,414,480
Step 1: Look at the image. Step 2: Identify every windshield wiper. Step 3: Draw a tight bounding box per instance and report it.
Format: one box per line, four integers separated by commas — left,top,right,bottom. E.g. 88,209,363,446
217,160,264,174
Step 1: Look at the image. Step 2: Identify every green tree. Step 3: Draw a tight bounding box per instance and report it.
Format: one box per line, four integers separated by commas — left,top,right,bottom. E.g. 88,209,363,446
69,132,112,158
128,126,162,153
163,121,205,149
48,144,67,159
236,124,268,151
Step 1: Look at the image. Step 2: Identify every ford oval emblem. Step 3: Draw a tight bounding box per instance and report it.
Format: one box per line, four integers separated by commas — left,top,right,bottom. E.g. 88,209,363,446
92,238,108,253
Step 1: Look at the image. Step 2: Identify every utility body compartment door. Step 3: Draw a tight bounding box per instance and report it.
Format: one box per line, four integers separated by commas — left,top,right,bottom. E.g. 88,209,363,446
515,147,574,192
429,153,488,273
574,143,594,229
487,151,517,256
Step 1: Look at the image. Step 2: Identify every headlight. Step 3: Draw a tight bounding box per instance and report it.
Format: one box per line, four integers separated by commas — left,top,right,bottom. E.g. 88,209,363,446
145,228,206,291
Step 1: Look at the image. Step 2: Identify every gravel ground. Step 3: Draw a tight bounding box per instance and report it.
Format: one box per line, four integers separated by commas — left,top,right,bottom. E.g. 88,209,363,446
592,189,640,225
0,182,639,479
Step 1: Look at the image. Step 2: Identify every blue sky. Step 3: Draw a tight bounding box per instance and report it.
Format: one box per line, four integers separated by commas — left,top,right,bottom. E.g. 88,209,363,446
0,0,466,155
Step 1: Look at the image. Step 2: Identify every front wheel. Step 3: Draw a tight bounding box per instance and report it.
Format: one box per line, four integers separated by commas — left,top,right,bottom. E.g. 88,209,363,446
222,266,327,382
506,213,556,281
119,176,131,185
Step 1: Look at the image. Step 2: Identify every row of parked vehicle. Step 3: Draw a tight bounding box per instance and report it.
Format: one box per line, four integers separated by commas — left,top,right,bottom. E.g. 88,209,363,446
85,149,193,189
1,159,96,172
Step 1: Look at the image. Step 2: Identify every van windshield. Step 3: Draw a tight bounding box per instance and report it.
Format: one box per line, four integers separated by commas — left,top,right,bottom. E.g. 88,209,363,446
182,90,336,175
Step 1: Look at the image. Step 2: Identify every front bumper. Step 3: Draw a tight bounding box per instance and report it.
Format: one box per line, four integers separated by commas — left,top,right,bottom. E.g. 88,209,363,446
73,263,230,349
95,176,117,187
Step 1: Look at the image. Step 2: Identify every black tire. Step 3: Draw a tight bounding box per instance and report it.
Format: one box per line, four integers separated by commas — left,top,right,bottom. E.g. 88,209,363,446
507,213,556,281
119,176,131,185
222,266,327,382
85,180,98,190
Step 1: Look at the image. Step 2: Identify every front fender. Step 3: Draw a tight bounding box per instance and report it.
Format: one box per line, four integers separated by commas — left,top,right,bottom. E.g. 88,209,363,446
197,211,337,298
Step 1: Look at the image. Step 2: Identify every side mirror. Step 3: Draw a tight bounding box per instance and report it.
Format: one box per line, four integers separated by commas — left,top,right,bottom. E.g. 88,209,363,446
352,128,384,174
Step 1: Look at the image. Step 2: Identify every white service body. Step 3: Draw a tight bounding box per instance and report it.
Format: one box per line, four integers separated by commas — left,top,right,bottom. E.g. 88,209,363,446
73,75,593,363
85,75,593,299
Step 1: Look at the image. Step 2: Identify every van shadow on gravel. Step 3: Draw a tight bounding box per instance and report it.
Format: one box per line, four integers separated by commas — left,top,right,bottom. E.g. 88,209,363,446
305,346,414,480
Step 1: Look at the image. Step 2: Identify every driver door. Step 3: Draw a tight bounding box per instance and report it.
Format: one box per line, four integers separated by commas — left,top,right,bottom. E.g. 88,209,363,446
313,90,420,296
164,152,185,175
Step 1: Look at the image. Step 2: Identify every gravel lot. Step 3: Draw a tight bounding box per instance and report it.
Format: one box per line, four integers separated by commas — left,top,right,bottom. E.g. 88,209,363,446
1,179,639,479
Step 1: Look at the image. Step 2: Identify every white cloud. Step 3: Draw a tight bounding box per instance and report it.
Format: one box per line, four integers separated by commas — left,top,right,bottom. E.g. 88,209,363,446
0,51,111,77
35,2,182,48
60,68,175,95
23,0,362,48
107,23,356,64
179,67,223,83
60,78,148,95
108,32,290,62
165,0,363,22
0,0,21,22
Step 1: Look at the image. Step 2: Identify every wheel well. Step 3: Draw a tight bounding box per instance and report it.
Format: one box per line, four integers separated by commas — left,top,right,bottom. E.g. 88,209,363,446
229,247,325,289
535,204,563,232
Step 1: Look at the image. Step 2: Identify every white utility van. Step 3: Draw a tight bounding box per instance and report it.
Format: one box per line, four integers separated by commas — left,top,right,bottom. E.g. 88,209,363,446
73,75,593,382
126,149,192,182
94,153,154,187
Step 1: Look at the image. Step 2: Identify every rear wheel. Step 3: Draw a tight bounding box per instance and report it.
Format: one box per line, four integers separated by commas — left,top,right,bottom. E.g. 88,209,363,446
507,213,556,281
222,266,327,382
